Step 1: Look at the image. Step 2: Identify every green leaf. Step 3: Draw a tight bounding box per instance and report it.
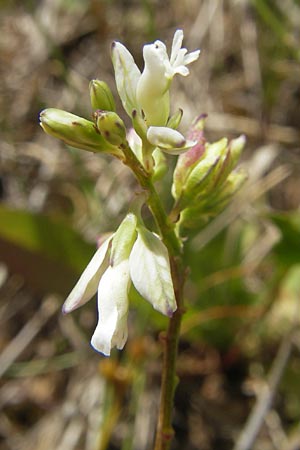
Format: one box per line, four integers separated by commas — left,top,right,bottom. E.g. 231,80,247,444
0,205,94,294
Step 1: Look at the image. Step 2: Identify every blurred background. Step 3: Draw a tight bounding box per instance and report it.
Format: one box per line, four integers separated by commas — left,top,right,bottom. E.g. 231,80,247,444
0,1,300,449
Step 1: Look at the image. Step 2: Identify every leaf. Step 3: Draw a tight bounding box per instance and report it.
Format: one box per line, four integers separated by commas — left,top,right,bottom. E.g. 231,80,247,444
0,205,94,294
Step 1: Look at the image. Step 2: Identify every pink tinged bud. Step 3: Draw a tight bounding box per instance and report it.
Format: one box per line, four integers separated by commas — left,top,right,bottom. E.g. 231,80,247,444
147,126,196,155
91,260,130,356
172,115,207,199
62,235,113,314
129,227,177,317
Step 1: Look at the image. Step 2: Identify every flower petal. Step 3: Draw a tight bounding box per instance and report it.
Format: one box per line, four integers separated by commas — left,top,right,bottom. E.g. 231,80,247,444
170,29,184,65
147,126,196,155
62,235,112,314
91,261,130,356
129,227,177,316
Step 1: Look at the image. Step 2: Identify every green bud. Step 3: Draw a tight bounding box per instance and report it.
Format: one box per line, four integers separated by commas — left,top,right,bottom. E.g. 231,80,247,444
178,168,247,232
213,135,246,188
89,80,116,112
172,115,206,200
95,110,127,146
39,108,122,156
229,135,246,168
174,138,228,208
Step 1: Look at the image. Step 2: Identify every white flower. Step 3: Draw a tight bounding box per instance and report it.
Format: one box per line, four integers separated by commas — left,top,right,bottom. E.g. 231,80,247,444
112,30,200,126
62,212,177,356
91,260,130,356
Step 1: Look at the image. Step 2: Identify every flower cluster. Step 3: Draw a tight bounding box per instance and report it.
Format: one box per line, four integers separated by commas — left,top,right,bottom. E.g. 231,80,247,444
63,206,176,356
39,30,246,355
171,115,247,233
40,30,200,170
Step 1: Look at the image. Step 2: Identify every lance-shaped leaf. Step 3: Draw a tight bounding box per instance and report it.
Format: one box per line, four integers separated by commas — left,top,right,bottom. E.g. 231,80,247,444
111,41,141,118
91,260,130,356
129,227,176,316
62,235,113,314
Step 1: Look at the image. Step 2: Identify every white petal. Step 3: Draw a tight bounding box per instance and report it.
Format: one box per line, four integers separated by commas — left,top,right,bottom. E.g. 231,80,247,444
129,227,177,316
173,66,190,77
91,261,130,356
147,126,196,154
62,236,112,314
111,42,141,117
147,126,185,148
170,29,184,64
183,50,201,65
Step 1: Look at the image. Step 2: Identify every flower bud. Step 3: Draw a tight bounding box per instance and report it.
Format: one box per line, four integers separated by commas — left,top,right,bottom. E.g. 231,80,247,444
39,108,121,155
89,80,116,112
174,138,228,207
178,168,247,232
172,114,206,200
229,135,246,168
95,110,127,146
147,126,196,154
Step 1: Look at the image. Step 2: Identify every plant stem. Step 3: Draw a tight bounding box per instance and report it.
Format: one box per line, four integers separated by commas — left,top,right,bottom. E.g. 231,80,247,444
121,143,185,450
153,257,185,450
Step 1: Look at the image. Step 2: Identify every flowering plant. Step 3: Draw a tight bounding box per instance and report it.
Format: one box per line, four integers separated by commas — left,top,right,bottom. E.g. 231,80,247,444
40,30,246,450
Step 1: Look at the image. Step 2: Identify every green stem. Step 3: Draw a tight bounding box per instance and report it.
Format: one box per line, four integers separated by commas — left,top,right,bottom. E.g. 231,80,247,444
121,143,181,255
121,142,185,450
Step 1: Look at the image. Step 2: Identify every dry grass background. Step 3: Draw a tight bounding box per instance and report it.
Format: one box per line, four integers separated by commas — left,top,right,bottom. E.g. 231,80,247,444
0,1,300,449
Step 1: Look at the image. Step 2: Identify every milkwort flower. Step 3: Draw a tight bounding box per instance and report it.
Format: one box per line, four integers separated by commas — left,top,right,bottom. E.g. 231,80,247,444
63,206,176,356
111,30,200,155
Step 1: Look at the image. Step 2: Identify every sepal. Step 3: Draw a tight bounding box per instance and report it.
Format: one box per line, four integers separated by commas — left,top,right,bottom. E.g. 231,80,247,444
62,235,113,314
129,226,177,316
111,41,141,118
